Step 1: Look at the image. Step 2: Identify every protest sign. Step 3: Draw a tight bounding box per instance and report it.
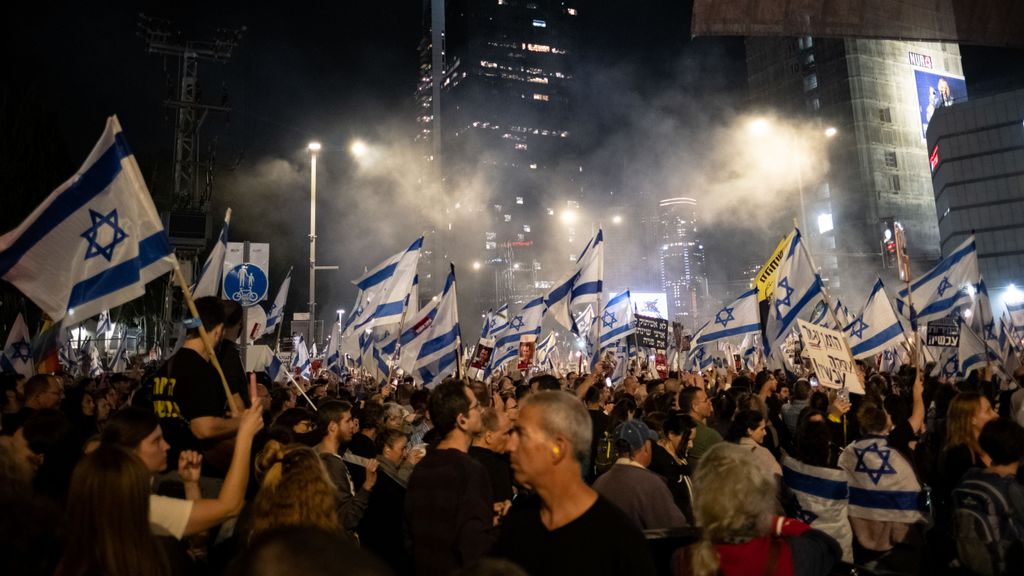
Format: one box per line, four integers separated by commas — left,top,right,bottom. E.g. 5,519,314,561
797,319,864,394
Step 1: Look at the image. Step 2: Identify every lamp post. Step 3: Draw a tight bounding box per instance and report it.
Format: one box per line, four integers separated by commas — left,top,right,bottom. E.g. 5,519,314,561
308,142,321,345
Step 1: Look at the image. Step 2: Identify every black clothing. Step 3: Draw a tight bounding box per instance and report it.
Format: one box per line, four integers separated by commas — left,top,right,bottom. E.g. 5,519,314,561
359,467,412,575
492,493,657,576
469,445,515,503
404,448,495,576
216,339,249,407
937,444,983,511
588,408,610,479
648,442,695,524
345,433,377,488
150,348,227,463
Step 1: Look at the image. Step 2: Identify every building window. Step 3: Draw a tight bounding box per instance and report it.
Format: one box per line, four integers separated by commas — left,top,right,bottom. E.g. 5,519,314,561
798,36,814,50
890,175,901,192
532,19,546,27
567,7,577,15
817,213,834,234
807,97,821,112
494,204,502,212
485,232,496,240
533,93,549,101
884,150,898,168
485,241,496,250
878,107,892,123
803,74,818,92
516,196,524,205
525,43,551,53
523,225,531,233
504,214,512,222
803,53,815,67
517,234,525,241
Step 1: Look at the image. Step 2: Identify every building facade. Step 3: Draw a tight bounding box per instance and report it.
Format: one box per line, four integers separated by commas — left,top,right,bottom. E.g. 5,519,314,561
926,88,1024,304
417,0,582,310
746,36,965,300
659,197,708,327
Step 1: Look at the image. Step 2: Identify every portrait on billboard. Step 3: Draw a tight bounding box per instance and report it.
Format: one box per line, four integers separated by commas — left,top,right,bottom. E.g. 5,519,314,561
914,69,967,139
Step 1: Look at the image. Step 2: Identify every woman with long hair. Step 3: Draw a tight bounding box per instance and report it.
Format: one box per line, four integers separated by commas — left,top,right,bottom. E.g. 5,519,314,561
937,391,997,510
56,445,170,576
674,443,840,576
726,409,782,477
248,440,341,540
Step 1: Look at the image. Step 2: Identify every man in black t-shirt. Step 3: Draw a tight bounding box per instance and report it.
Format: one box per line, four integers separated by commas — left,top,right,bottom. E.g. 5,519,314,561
492,391,656,576
151,296,240,468
216,300,250,410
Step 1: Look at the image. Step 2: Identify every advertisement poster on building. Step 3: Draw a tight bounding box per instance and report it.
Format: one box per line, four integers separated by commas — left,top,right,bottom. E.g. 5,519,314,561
914,69,967,139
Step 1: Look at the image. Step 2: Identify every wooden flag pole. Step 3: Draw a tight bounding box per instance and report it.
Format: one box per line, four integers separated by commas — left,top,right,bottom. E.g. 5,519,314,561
172,263,239,417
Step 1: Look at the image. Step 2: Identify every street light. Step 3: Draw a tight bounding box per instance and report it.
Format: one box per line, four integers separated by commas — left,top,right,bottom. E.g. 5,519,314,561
612,215,622,225
308,141,320,345
472,261,481,270
350,139,368,158
824,126,838,138
560,209,578,225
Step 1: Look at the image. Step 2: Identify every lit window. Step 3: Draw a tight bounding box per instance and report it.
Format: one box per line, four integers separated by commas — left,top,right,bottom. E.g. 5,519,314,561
504,214,512,222
523,225,531,232
515,143,528,150
517,234,525,241
817,213,834,234
485,241,496,250
803,74,818,91
532,19,546,27
533,93,549,101
547,208,555,215
516,196,524,204
529,163,538,169
528,76,549,84
494,204,502,211
525,43,551,53
485,232,496,240
480,60,498,68
567,7,577,15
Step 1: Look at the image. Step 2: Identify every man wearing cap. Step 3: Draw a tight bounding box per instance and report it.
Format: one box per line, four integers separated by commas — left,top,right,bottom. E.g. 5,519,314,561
592,419,688,530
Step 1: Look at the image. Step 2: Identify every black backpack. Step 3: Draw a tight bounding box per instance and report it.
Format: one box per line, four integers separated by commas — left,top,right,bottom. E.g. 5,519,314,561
950,474,1023,576
594,430,617,476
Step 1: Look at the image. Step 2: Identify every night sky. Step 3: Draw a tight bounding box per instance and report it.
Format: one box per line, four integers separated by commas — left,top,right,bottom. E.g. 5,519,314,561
3,1,1022,328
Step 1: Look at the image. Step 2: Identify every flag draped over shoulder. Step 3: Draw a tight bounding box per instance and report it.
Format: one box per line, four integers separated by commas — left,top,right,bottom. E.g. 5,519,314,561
843,278,905,359
0,116,176,323
838,436,925,525
896,236,978,327
781,455,853,562
192,208,230,299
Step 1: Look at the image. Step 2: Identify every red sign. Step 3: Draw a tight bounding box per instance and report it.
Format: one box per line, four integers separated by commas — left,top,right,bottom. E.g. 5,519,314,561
655,352,668,379
929,145,940,172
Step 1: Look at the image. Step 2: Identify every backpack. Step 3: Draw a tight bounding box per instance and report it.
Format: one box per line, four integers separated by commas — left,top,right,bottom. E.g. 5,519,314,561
950,474,1023,576
594,430,617,476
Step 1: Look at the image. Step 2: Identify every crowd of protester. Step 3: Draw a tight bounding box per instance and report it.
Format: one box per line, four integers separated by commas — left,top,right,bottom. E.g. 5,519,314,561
2,295,1024,575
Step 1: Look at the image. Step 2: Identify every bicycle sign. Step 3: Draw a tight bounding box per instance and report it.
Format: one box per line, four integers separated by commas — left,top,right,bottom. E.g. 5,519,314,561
223,263,269,307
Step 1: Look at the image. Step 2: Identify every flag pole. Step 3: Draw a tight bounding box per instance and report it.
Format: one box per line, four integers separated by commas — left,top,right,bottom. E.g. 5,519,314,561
172,262,240,416
276,354,318,411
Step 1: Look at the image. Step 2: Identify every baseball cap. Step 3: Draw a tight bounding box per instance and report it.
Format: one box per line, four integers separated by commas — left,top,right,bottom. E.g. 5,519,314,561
616,420,658,452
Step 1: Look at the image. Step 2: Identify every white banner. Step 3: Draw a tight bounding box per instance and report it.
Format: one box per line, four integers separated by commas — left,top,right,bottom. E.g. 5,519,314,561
797,319,864,394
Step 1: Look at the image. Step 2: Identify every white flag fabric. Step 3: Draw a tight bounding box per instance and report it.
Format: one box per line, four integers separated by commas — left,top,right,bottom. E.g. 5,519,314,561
838,437,925,525
346,237,423,333
411,267,460,388
325,320,342,373
192,208,230,299
111,327,129,373
487,303,510,338
896,236,978,327
291,334,311,380
536,332,557,367
545,229,604,331
781,455,854,562
310,342,318,359
698,288,761,345
1009,302,1024,333
2,313,35,379
0,117,176,323
958,321,999,378
971,278,1002,355
394,302,440,376
491,297,546,371
96,310,111,336
596,290,635,352
263,268,292,336
843,278,905,359
765,229,825,356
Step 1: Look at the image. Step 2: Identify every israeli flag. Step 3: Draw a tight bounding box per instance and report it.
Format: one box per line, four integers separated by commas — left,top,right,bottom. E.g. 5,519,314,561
0,117,176,323
486,304,510,338
264,354,284,382
110,327,129,373
59,327,79,373
959,321,1000,378
346,237,423,334
931,347,960,379
596,290,635,353
96,309,112,336
699,288,760,345
191,208,230,299
1009,302,1024,333
545,229,603,332
685,341,715,372
2,313,36,379
86,339,104,377
372,328,399,380
263,267,292,336
536,332,557,367
411,267,460,388
491,296,546,371
782,455,853,562
896,236,978,327
291,334,311,380
765,229,824,356
844,278,905,359
575,305,595,339
971,278,1002,354
325,320,342,374
880,347,906,373
839,436,925,525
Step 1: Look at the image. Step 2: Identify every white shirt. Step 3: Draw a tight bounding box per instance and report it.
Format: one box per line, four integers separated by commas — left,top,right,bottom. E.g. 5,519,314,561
149,494,194,539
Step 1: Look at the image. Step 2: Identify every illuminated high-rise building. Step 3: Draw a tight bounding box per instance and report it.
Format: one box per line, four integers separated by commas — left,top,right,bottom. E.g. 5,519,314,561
659,197,708,327
746,36,965,299
418,0,582,310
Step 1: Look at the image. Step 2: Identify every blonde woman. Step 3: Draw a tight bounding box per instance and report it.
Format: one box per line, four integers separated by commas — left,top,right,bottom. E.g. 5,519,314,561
937,391,997,510
674,443,840,576
249,440,341,540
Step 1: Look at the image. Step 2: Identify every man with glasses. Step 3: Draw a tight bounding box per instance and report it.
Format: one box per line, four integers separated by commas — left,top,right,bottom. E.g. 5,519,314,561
405,378,494,576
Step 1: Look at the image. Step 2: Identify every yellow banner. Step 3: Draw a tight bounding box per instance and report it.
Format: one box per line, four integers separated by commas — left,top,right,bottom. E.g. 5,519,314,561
756,231,795,302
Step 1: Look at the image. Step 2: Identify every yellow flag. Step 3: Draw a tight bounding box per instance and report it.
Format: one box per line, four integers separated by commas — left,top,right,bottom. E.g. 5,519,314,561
756,231,795,302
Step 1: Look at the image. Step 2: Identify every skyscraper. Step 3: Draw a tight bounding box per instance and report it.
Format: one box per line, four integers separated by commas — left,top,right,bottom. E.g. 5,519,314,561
746,36,965,299
417,0,582,309
659,197,708,327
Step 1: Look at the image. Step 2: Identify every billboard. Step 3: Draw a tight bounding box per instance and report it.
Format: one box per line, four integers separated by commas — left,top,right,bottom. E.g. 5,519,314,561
630,292,669,319
914,69,967,139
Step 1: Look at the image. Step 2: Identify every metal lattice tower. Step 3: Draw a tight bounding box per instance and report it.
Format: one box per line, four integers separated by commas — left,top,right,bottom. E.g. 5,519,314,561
138,15,244,210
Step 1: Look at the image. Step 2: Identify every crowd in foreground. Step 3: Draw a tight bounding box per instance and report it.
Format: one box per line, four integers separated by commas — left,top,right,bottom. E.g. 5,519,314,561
2,296,1024,576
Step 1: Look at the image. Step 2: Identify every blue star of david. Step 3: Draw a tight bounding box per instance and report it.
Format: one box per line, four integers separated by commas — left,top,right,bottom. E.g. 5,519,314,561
944,357,959,377
9,338,32,363
602,311,617,329
936,276,953,297
80,209,128,262
849,317,870,339
984,322,996,340
714,306,735,327
644,300,660,313
509,315,525,331
695,346,706,361
853,441,898,485
776,277,794,307
794,504,818,525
